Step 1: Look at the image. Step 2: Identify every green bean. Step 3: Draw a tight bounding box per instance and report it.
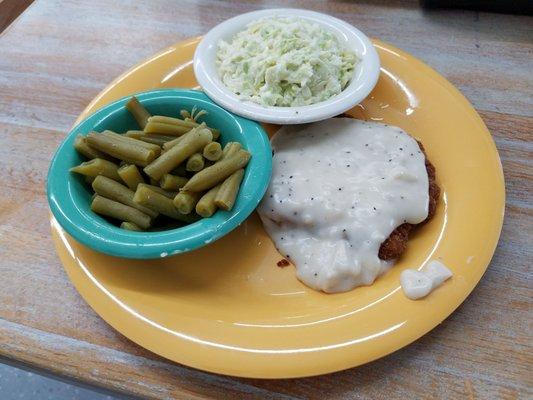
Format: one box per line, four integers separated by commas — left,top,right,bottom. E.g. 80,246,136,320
203,142,222,161
160,174,188,190
144,121,191,136
85,175,95,184
74,135,109,160
133,185,197,223
149,115,219,139
101,130,161,155
143,127,212,180
214,169,244,211
221,142,242,159
186,152,205,172
117,164,145,190
120,221,142,231
122,158,149,167
170,163,187,177
126,96,151,129
149,177,159,186
124,130,143,139
195,184,221,218
181,150,250,192
92,175,158,219
125,131,175,146
91,195,151,229
149,115,198,128
173,191,203,215
70,158,121,181
137,183,177,199
86,132,157,165
210,128,220,141
162,135,185,151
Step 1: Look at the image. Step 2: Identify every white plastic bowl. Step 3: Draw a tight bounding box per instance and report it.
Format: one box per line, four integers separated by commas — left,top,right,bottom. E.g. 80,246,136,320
194,8,380,125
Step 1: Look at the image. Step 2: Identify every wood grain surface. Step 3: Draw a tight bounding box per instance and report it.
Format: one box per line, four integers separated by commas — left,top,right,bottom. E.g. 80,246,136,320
0,0,531,399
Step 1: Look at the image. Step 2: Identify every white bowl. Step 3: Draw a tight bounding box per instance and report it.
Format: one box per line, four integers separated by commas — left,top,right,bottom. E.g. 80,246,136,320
194,8,380,125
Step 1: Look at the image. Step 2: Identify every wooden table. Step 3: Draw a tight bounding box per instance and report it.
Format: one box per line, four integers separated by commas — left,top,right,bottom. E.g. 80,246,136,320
1,1,531,398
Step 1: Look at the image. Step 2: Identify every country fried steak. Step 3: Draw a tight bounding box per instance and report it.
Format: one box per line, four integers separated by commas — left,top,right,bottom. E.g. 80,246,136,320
334,114,440,261
378,141,439,260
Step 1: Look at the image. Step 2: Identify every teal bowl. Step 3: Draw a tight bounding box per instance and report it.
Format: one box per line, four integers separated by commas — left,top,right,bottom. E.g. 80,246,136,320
47,89,272,259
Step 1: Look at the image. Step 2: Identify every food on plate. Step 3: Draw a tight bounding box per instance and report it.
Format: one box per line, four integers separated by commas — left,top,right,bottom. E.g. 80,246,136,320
257,118,439,293
120,221,142,231
86,131,159,166
145,113,220,138
378,146,439,260
214,169,245,211
117,164,145,190
70,96,251,231
173,190,204,215
216,16,358,107
70,158,121,181
73,135,109,160
125,96,151,129
137,183,177,199
143,127,212,180
186,152,206,172
203,142,223,161
400,260,452,300
160,174,188,190
196,184,221,218
91,195,151,230
221,142,241,159
132,185,196,223
182,149,250,192
92,175,158,219
124,131,176,146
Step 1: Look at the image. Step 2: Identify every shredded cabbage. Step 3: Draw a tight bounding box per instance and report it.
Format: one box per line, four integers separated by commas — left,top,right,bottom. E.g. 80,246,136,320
216,17,358,107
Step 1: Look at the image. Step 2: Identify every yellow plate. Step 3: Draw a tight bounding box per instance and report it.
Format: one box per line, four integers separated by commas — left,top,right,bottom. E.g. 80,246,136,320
51,38,505,378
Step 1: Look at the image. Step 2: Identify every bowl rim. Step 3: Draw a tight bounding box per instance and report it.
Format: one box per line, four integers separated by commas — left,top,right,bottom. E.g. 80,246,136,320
46,88,272,259
193,8,380,125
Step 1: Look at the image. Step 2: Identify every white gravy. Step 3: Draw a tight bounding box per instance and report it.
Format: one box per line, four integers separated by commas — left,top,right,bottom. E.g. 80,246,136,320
400,260,453,300
258,118,429,293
